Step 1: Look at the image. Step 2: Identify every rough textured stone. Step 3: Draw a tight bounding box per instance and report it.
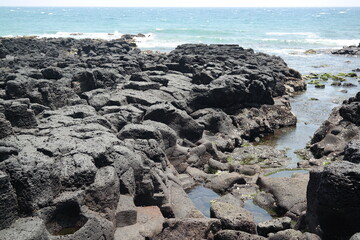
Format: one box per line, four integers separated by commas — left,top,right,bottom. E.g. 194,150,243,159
0,171,18,230
259,174,308,216
115,195,137,228
257,217,292,237
155,218,221,240
210,200,256,233
0,217,48,240
306,161,360,240
214,230,266,240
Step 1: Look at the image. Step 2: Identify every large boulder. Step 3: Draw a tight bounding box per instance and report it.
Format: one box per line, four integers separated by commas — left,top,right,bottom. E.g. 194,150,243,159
306,161,360,240
258,174,308,217
210,199,256,233
144,103,204,142
310,92,360,159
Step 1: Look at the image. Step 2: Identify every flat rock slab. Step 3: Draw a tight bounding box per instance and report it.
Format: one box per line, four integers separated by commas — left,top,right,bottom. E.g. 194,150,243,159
205,172,246,194
259,173,309,214
114,206,164,240
155,218,221,240
168,181,204,218
257,216,291,237
210,201,256,234
0,217,47,240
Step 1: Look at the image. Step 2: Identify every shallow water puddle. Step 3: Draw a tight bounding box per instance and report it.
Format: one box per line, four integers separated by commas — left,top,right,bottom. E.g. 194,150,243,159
266,169,309,178
243,200,273,224
187,185,273,223
187,185,219,218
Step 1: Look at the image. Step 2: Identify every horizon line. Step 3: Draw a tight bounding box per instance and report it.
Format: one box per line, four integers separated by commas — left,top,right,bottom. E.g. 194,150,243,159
1,6,360,8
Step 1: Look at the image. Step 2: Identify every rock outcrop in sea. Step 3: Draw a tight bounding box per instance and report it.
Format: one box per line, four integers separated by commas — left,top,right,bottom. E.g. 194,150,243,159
0,36,315,239
332,43,360,56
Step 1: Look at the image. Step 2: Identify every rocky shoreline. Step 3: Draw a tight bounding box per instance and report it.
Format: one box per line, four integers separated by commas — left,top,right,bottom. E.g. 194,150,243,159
0,37,358,240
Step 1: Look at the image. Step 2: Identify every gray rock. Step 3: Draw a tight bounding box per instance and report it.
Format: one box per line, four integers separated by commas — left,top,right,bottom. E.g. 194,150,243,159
310,92,360,158
3,153,61,214
41,67,63,80
155,218,221,240
58,153,97,188
350,233,360,240
142,120,178,150
0,113,13,139
0,217,48,240
115,195,137,227
47,208,114,240
344,140,360,164
253,191,277,212
214,230,266,240
205,172,246,194
124,81,161,91
114,206,164,240
144,103,204,142
167,181,204,218
257,217,291,237
258,174,308,216
4,101,37,128
210,200,256,233
85,166,120,221
306,161,360,240
231,145,290,168
268,229,321,240
191,108,235,135
118,123,162,142
0,171,18,230
208,158,229,171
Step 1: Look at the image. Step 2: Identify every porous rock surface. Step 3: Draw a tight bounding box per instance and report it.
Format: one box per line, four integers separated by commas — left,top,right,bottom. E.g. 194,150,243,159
0,37,306,239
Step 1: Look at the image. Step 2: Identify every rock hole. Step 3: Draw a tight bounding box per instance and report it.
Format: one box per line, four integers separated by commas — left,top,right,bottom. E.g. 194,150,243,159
46,201,87,236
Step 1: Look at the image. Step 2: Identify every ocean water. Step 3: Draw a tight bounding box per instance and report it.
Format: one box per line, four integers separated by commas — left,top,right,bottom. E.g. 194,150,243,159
0,7,359,72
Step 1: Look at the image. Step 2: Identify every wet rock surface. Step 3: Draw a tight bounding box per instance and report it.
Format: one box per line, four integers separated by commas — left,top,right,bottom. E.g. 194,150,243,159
0,37,309,239
310,92,360,159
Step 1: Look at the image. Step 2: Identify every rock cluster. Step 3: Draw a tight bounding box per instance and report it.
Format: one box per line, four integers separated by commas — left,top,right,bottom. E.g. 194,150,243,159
0,37,306,239
310,92,360,159
332,43,360,56
305,92,360,240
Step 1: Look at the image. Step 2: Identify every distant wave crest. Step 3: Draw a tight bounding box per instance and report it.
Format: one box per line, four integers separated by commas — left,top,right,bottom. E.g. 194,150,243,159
265,32,318,38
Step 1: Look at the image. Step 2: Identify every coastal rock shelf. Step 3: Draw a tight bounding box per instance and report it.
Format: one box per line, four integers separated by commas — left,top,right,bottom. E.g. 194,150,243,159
0,36,349,240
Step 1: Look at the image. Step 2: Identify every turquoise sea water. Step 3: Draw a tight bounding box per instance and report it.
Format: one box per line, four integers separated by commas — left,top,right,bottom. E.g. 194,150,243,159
0,7,359,72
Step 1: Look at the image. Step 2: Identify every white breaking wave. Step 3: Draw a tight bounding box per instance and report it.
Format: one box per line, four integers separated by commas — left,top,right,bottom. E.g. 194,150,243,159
265,32,319,38
135,33,184,49
34,32,180,50
261,38,360,47
37,31,125,40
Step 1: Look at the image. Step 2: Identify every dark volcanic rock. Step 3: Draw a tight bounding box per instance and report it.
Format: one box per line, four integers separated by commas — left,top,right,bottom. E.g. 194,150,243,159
344,139,360,163
0,171,18,230
332,43,360,56
144,103,204,142
0,37,307,239
306,161,360,240
310,92,360,159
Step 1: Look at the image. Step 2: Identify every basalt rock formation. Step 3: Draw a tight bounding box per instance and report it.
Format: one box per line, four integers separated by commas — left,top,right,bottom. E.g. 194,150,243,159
0,37,306,239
